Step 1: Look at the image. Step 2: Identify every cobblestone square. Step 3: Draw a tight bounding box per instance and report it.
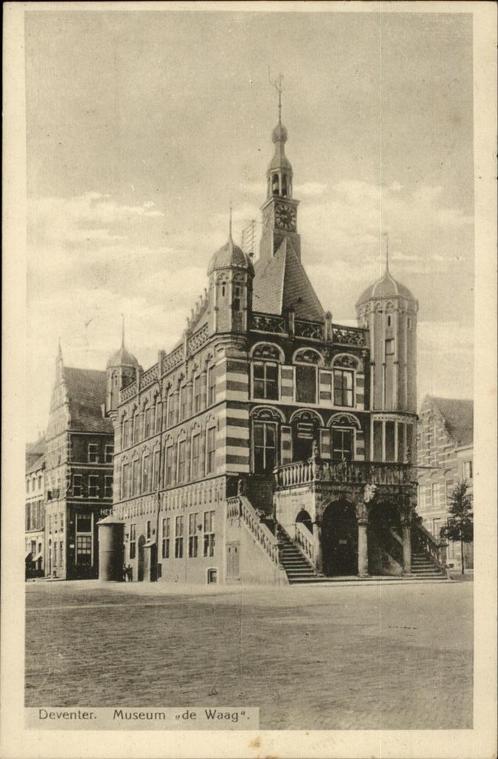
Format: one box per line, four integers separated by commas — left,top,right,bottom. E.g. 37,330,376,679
25,580,472,730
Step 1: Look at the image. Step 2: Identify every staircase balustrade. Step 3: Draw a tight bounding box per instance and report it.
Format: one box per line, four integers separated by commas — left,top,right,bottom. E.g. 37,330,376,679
294,521,315,564
412,522,447,571
227,496,281,566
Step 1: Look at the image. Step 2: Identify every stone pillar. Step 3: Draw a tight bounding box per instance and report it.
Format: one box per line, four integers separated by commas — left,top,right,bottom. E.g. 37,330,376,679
402,523,412,574
356,499,369,577
313,520,323,573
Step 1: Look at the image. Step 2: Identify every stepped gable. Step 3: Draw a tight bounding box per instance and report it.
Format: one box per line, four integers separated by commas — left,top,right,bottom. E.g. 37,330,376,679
253,238,324,321
430,396,473,447
63,366,113,434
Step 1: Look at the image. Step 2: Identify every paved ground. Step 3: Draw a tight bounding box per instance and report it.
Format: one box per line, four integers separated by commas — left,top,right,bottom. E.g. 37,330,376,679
25,580,473,730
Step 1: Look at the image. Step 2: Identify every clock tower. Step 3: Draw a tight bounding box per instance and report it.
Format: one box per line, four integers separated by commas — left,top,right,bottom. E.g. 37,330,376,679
259,111,301,262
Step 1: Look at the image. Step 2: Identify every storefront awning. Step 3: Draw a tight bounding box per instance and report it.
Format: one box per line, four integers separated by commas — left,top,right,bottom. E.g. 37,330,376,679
33,553,43,562
144,540,156,548
25,551,32,561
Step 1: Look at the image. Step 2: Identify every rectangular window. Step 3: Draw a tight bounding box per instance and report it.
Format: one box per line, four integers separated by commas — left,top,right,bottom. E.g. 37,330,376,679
88,475,99,498
179,387,187,421
253,362,279,400
104,444,114,463
193,375,201,414
153,449,160,489
206,428,216,474
132,459,140,495
162,518,170,559
385,421,395,462
87,443,99,463
319,370,333,402
122,463,130,499
76,513,91,533
188,518,199,558
253,421,277,473
295,364,317,404
203,510,215,558
191,434,200,478
165,446,174,485
76,535,92,566
146,520,151,541
104,475,113,498
73,474,83,497
333,369,354,407
142,454,150,492
233,285,242,311
177,440,186,483
331,428,353,461
207,366,216,406
175,516,184,558
130,524,136,559
463,460,473,480
385,338,395,357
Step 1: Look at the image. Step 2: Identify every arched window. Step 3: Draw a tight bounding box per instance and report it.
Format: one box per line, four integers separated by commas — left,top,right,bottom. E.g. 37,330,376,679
152,446,160,489
250,407,283,474
177,437,187,483
329,413,360,461
154,396,162,434
143,402,151,438
132,457,140,495
294,348,322,405
132,408,140,443
142,452,150,492
251,344,283,401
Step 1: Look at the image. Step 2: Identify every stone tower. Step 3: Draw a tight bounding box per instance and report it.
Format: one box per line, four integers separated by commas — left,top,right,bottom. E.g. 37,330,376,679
105,320,140,418
259,100,301,262
356,244,418,463
207,215,254,335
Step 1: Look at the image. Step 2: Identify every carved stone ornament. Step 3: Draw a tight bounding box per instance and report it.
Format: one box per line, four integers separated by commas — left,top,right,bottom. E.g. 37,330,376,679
295,348,322,364
334,354,357,368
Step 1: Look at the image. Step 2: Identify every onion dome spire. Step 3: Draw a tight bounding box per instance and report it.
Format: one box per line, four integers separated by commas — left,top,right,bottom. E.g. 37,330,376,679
267,71,292,198
106,316,139,368
207,204,255,276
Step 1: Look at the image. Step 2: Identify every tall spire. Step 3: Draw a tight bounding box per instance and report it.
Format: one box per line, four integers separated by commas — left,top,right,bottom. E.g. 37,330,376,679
268,69,284,124
57,337,63,364
228,202,233,242
384,232,390,274
121,313,125,348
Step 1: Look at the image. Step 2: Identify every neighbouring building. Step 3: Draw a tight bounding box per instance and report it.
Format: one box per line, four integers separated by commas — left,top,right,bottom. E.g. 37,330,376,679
25,437,46,578
417,396,474,571
101,105,447,585
44,345,115,579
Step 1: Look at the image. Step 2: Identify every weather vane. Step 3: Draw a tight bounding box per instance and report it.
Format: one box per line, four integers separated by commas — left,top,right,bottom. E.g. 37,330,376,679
268,67,284,123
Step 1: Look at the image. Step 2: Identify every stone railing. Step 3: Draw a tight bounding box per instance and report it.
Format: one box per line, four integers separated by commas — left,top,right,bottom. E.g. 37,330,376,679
332,325,368,347
295,521,315,564
294,319,323,340
187,323,209,354
162,344,184,374
141,362,159,390
250,312,287,335
227,495,281,566
121,381,137,401
413,522,448,572
275,458,415,489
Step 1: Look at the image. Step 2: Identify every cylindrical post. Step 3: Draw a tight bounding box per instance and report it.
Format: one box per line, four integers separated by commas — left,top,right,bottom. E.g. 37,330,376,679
357,521,369,577
402,523,412,575
98,517,125,581
313,521,323,573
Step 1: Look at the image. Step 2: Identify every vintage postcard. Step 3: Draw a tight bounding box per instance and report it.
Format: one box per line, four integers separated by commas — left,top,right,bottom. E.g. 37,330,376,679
2,2,497,758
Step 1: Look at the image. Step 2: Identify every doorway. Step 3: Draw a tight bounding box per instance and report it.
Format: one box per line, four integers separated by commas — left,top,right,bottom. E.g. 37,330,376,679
321,500,358,576
291,415,319,462
295,509,313,533
137,535,146,581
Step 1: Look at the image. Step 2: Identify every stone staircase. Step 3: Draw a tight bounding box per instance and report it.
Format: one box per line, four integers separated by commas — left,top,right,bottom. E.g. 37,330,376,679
277,528,329,584
410,548,447,579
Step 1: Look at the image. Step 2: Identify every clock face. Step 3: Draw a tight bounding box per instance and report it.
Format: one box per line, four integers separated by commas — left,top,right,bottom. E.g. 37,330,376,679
275,202,297,231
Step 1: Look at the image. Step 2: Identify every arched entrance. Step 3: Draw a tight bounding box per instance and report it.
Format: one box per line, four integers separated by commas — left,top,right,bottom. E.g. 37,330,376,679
295,509,313,533
291,410,321,462
321,500,358,576
137,535,146,582
368,499,403,574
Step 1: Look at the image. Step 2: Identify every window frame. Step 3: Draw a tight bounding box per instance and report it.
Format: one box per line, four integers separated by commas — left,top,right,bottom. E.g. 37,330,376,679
333,368,354,408
295,362,318,404
252,360,279,401
87,443,99,464
252,419,278,474
206,427,216,474
331,426,355,461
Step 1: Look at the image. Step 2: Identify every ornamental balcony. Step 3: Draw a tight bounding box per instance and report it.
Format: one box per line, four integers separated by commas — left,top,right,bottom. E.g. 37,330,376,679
274,458,416,490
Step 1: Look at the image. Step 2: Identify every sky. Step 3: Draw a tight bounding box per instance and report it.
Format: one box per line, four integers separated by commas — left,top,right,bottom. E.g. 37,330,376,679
25,9,474,442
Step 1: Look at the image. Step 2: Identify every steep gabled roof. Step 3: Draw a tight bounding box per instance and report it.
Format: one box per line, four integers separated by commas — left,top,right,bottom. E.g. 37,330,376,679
426,396,474,447
26,436,46,472
253,239,324,321
63,367,113,434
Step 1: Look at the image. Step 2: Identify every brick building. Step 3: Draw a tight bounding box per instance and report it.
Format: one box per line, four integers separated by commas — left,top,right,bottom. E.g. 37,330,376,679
102,107,446,585
25,437,46,577
417,396,473,570
44,345,114,579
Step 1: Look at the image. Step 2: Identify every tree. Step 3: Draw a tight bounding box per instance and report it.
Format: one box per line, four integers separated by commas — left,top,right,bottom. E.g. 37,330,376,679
441,481,473,574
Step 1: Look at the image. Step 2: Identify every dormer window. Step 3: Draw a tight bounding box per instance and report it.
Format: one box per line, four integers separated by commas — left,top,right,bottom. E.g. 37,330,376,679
233,286,242,312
